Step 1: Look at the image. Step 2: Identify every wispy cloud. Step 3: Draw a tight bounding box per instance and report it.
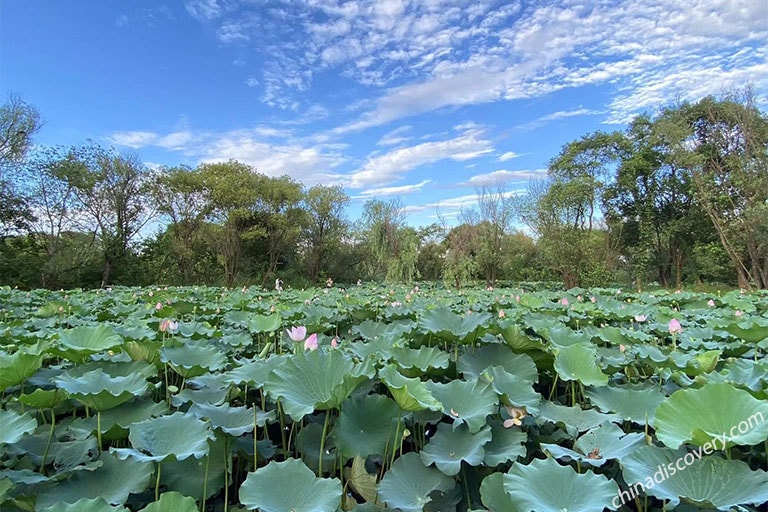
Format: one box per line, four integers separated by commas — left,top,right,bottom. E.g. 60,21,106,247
348,126,494,188
463,169,547,187
377,125,412,146
498,151,522,162
353,180,431,200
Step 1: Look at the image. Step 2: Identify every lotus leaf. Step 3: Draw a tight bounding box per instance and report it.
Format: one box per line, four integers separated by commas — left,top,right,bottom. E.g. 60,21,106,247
265,349,371,420
36,452,153,508
539,401,622,437
503,457,619,512
189,402,269,435
377,452,454,512
586,383,666,424
480,473,520,512
57,325,123,358
654,382,768,449
483,419,528,466
38,497,130,512
458,344,538,382
420,423,492,476
378,364,442,412
53,369,149,411
332,394,401,459
0,342,46,391
427,378,497,432
542,421,645,467
419,307,490,342
163,435,227,501
111,411,214,462
385,345,450,374
138,491,198,512
0,409,37,445
239,458,342,512
621,445,768,510
481,366,541,413
160,343,227,378
553,342,609,386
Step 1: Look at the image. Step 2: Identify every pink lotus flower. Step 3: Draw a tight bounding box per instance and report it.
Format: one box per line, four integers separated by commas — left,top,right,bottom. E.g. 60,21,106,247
560,297,569,306
735,310,743,317
286,326,307,342
515,295,521,303
577,295,583,302
668,318,683,334
159,319,178,333
155,302,163,311
634,314,647,323
590,296,597,303
498,309,506,318
304,333,319,351
708,299,716,307
331,337,339,348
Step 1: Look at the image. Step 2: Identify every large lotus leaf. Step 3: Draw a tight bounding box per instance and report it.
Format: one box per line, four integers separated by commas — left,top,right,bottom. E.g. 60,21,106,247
539,401,622,437
706,358,768,392
333,394,401,459
71,398,169,441
427,379,497,432
36,452,153,508
554,343,609,386
0,410,37,445
138,492,198,512
480,473,521,512
483,419,528,466
385,346,450,375
503,457,618,512
377,452,455,512
458,344,538,382
480,366,541,414
188,402,268,436
53,369,149,411
265,349,371,421
419,308,490,342
544,326,593,348
542,421,645,467
352,319,412,341
248,313,282,333
585,383,666,424
171,378,230,407
379,364,442,412
295,420,338,473
111,412,214,463
621,445,768,510
239,458,342,512
122,339,162,365
224,356,279,387
38,497,130,512
420,423,492,476
654,382,768,449
163,435,227,501
160,343,227,378
57,324,123,357
17,388,68,409
724,318,768,343
0,344,46,391
496,321,546,352
65,359,156,380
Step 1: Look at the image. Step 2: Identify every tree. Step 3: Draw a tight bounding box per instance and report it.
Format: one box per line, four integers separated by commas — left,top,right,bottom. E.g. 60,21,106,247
302,185,349,283
359,198,418,282
674,90,768,288
0,94,42,165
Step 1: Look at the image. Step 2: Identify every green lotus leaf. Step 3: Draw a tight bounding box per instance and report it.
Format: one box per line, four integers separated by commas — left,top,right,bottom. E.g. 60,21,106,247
352,319,412,341
685,349,721,376
224,357,277,387
295,420,338,473
458,344,538,382
239,458,342,512
58,324,123,356
377,452,455,512
480,366,541,414
385,345,450,374
65,359,157,380
544,326,593,348
38,497,129,512
427,379,497,433
654,382,768,449
483,419,528,466
539,401,622,437
332,394,401,459
706,358,768,392
160,343,227,378
724,318,768,343
0,342,46,391
111,412,214,462
542,421,645,467
496,321,547,352
0,409,37,445
265,349,371,421
346,456,380,505
122,339,161,365
419,308,490,342
503,457,618,512
0,468,50,485
621,445,768,510
420,423,492,476
379,364,442,412
138,492,198,512
17,388,68,409
88,398,168,440
53,369,149,411
163,435,227,501
189,402,267,436
554,343,609,386
36,452,153,508
585,383,666,424
480,473,521,512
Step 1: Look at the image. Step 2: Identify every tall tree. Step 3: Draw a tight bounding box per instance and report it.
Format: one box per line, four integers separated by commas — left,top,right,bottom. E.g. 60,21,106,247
359,198,417,282
302,184,349,283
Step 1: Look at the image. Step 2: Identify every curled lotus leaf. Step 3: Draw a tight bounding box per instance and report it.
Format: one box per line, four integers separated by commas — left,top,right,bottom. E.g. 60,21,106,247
111,412,214,463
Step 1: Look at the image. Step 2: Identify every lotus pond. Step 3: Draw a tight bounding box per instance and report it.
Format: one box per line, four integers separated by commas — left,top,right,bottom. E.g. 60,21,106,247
1,284,767,512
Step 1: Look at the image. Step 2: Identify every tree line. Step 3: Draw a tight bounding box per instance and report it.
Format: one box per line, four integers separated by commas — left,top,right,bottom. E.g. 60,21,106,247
1,88,766,290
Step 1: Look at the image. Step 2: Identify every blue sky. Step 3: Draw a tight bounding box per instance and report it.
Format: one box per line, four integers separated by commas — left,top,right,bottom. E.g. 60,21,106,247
2,0,766,226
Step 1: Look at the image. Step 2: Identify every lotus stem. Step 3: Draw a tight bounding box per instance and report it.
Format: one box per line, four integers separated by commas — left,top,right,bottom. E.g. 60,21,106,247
277,400,287,457
253,404,258,470
155,461,162,501
224,435,229,512
201,451,210,512
570,380,576,407
318,410,331,475
258,342,272,358
41,408,56,475
389,409,403,469
97,411,103,452
548,374,559,401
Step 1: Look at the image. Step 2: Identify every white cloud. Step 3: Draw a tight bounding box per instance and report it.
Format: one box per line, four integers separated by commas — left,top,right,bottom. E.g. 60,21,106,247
108,131,158,148
348,126,494,188
245,76,259,87
377,125,412,146
498,151,521,162
184,0,223,21
353,180,432,199
464,169,547,187
404,189,525,217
